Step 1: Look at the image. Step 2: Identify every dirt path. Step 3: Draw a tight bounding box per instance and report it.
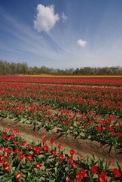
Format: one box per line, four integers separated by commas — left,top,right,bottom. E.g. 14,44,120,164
0,117,122,168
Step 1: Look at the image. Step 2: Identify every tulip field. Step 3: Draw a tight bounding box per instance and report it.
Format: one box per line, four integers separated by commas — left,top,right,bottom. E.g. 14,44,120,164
0,76,122,181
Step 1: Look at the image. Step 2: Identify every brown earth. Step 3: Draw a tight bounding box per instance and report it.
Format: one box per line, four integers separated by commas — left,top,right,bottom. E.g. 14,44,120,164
0,117,122,168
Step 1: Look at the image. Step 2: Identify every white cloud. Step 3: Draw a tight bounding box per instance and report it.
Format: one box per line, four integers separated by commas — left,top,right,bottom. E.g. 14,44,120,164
34,4,59,32
61,12,68,22
77,39,87,47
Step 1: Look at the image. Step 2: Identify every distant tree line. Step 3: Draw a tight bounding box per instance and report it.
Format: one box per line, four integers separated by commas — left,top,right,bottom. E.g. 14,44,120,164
0,59,122,75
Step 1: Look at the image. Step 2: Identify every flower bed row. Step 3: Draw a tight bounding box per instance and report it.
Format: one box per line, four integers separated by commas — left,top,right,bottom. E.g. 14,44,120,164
0,76,122,86
0,128,122,182
0,99,122,147
0,82,122,115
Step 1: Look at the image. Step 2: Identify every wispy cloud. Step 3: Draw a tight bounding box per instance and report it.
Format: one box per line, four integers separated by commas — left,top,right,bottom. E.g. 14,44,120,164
77,39,87,47
61,12,68,22
34,4,59,32
0,9,75,68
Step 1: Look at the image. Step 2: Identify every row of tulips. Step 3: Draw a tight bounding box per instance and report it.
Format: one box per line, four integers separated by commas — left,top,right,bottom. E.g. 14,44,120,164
0,128,122,182
0,82,122,115
0,98,122,147
0,76,122,86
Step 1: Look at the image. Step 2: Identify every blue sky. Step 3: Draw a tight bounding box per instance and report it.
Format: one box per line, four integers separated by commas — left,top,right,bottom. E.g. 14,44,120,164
0,0,122,68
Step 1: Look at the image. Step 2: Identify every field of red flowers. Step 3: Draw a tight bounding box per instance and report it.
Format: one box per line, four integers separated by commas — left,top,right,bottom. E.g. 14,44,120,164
0,76,122,181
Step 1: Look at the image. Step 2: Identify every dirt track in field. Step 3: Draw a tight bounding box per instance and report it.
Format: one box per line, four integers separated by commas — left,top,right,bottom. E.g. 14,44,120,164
0,117,122,168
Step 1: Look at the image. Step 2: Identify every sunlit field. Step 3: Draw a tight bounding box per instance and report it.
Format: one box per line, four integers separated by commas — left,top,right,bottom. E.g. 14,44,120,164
0,76,122,181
